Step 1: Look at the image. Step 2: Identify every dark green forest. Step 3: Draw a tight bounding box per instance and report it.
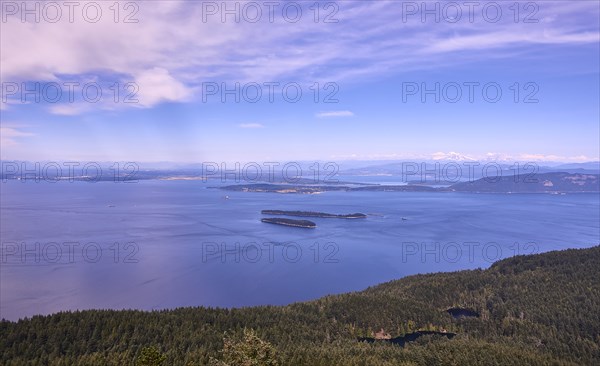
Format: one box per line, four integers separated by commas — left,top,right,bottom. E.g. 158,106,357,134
2,245,599,365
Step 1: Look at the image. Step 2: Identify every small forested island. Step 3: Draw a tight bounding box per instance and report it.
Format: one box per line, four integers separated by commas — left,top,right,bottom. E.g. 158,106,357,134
261,217,316,228
262,210,367,219
220,183,436,194
2,246,600,365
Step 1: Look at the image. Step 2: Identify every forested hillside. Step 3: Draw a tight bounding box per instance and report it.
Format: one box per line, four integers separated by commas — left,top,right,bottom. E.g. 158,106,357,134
2,246,599,365
449,172,600,192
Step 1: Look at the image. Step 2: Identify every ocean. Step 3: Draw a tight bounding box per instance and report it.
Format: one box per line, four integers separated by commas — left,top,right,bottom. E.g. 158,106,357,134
1,180,598,320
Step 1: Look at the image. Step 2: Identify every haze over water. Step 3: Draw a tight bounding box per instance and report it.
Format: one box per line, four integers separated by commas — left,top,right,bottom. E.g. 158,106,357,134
1,180,598,321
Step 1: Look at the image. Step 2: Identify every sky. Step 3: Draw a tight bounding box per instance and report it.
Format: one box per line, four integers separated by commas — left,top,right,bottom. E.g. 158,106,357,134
1,0,599,163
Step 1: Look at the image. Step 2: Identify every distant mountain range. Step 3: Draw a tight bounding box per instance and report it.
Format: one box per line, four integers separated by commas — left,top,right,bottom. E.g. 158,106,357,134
2,160,599,187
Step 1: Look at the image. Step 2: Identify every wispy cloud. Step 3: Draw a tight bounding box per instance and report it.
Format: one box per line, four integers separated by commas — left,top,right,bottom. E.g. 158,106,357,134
48,104,90,116
517,154,594,163
0,126,34,147
432,152,597,163
423,30,600,54
330,152,598,163
1,0,597,114
239,123,264,129
316,111,354,118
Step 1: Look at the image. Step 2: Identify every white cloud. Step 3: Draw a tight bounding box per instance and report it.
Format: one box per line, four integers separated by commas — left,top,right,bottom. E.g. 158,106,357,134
423,30,600,54
133,67,192,107
316,111,354,118
516,154,593,163
48,104,90,116
0,126,34,147
0,0,596,127
1,0,597,106
432,152,597,163
239,123,264,129
329,152,599,163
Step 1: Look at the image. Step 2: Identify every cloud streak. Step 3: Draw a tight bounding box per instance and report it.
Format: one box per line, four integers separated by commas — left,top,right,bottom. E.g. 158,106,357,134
1,0,598,114
0,126,34,147
239,123,264,129
316,110,354,118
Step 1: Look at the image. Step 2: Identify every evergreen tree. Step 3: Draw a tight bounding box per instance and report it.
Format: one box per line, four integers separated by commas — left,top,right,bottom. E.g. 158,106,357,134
210,328,279,366
136,346,166,366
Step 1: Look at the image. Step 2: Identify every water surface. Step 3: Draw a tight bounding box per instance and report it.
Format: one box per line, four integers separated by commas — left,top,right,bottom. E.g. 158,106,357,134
1,180,598,320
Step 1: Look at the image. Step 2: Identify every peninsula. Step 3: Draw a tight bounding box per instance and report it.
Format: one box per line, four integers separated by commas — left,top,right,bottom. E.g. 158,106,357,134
219,173,600,194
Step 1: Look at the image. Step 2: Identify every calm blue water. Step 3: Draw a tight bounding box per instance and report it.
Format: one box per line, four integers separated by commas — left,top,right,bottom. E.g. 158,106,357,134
1,180,598,320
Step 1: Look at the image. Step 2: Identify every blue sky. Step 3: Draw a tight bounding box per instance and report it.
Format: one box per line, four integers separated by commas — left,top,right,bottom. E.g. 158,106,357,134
1,0,599,163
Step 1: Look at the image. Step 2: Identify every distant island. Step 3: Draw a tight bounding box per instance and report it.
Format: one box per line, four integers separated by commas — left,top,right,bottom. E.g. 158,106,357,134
262,210,367,219
261,218,316,228
219,183,435,194
449,172,599,193
220,172,600,194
